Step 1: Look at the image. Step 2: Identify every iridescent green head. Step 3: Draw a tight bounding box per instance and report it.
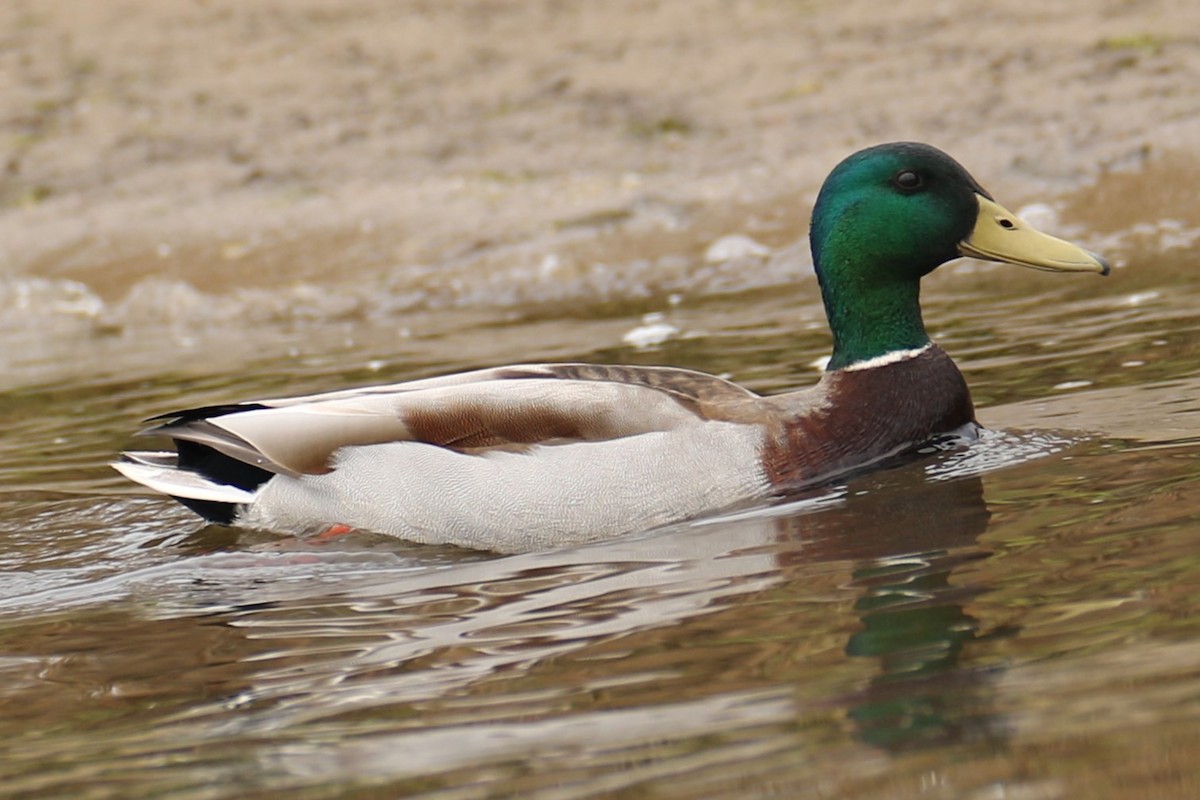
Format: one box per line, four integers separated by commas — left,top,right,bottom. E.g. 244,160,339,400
811,142,1108,371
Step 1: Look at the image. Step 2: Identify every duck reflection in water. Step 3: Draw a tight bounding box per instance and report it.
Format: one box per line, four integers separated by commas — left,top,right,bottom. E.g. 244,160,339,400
775,464,1011,753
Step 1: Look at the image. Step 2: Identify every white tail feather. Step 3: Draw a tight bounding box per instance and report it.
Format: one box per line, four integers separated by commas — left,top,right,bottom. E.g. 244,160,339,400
113,455,258,504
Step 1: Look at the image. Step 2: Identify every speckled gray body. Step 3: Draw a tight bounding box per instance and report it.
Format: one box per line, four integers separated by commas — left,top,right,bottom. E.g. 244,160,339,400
243,423,770,552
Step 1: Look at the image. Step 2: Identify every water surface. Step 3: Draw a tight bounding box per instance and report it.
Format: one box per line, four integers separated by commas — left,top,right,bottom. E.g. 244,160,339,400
2,165,1200,799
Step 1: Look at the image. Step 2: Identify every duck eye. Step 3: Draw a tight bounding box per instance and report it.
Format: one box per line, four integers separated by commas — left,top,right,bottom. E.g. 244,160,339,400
893,170,923,192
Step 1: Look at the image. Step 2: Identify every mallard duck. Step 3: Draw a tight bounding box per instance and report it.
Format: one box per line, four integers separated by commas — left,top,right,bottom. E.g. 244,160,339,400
115,142,1108,551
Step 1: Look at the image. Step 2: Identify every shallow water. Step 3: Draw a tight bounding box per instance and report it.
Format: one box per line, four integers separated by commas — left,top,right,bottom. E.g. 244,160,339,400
3,164,1200,798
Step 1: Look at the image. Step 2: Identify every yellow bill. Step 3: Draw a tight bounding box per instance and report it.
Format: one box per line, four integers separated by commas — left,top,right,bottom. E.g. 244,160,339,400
959,195,1110,275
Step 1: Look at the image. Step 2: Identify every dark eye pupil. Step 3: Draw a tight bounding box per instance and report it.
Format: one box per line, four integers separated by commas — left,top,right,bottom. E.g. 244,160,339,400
895,170,922,190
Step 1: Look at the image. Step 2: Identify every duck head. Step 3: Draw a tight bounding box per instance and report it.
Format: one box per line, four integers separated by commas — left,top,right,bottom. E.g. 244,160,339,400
811,142,1108,371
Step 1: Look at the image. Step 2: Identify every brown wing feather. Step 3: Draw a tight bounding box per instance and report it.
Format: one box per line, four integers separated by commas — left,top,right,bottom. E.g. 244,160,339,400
160,363,774,476
403,399,595,451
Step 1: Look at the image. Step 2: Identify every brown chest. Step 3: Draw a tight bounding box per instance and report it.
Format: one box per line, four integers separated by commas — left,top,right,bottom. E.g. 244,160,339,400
761,347,975,489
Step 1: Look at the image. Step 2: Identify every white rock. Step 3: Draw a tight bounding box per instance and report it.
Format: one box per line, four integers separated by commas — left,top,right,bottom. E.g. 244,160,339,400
704,234,770,263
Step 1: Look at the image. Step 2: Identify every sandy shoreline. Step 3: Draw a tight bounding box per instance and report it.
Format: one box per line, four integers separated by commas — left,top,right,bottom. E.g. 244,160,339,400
1,0,1198,304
